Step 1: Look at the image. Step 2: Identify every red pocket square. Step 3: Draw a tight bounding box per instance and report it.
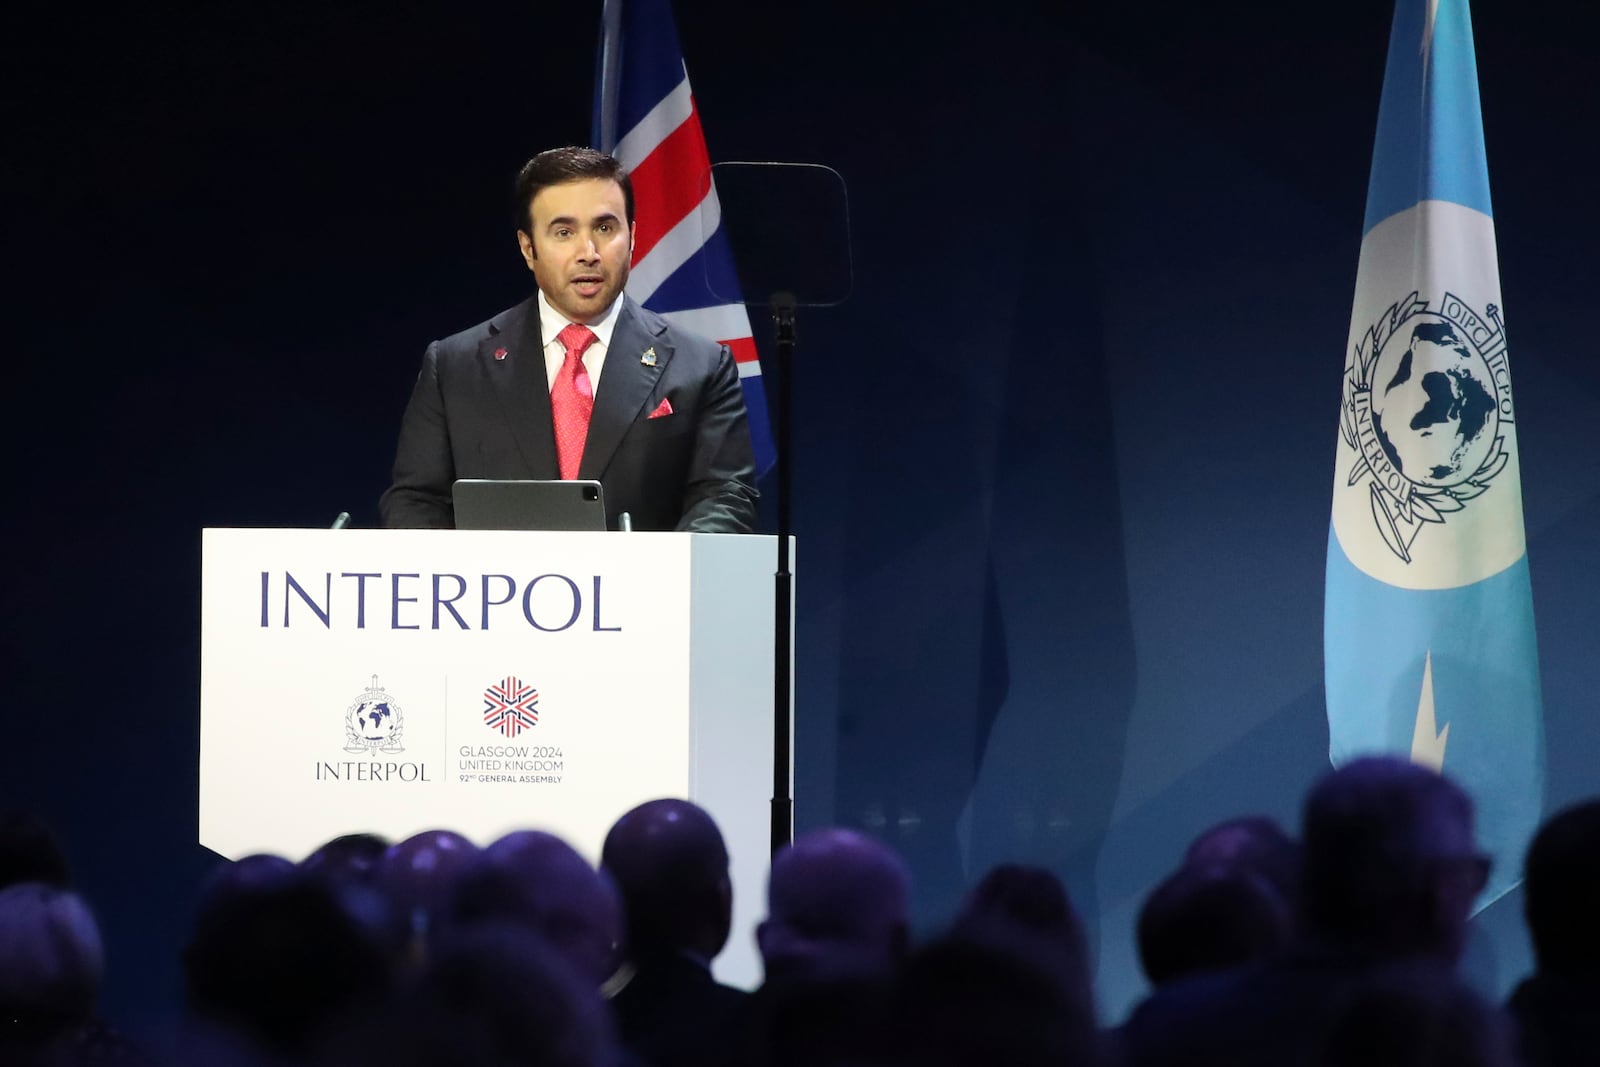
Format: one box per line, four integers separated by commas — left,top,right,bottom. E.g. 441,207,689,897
647,398,674,419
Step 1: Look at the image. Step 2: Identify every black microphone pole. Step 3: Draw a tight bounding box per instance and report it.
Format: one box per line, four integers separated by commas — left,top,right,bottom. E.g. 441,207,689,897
770,291,796,856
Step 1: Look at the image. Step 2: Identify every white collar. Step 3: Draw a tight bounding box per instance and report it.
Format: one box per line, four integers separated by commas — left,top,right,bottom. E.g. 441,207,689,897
537,289,624,350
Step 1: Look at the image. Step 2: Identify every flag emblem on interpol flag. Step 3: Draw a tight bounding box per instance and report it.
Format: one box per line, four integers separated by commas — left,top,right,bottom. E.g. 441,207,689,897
1326,0,1543,905
1339,289,1511,567
483,677,540,738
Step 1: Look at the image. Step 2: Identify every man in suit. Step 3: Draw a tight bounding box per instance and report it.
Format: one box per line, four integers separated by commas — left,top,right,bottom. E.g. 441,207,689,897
600,799,749,1067
380,147,757,532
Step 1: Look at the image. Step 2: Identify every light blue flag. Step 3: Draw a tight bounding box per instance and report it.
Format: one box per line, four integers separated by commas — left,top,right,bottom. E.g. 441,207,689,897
1326,0,1543,904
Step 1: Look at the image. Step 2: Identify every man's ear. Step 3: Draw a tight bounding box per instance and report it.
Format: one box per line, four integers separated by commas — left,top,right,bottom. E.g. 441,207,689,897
712,878,734,949
517,230,537,270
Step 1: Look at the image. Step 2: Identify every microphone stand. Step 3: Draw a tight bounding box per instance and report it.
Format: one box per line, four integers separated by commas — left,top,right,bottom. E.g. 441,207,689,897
770,292,796,856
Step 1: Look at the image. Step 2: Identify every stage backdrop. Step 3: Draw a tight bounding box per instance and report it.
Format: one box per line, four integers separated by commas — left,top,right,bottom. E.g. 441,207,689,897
5,0,1599,1025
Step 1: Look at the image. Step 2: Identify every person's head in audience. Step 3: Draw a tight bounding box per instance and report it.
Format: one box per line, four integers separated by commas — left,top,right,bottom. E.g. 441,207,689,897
452,830,621,986
888,934,1102,1067
184,854,392,1058
1137,863,1291,986
758,827,911,985
377,829,479,953
951,863,1093,1009
601,798,731,966
1300,756,1486,966
0,884,103,1051
1523,797,1600,979
0,811,71,890
302,832,389,886
327,922,613,1067
1185,814,1300,911
1317,970,1516,1067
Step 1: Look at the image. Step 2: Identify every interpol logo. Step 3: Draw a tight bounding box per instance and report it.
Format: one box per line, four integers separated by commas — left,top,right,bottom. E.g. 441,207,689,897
483,676,540,738
1340,290,1514,564
343,674,406,754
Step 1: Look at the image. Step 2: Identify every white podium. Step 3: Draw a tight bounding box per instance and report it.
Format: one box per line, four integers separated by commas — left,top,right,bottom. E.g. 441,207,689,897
200,528,791,988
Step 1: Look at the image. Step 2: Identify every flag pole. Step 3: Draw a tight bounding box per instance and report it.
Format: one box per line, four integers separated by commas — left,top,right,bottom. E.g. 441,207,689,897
770,292,796,856
593,0,623,151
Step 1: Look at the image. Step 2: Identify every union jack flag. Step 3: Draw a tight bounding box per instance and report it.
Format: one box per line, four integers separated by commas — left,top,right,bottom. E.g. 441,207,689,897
483,676,539,737
593,0,776,477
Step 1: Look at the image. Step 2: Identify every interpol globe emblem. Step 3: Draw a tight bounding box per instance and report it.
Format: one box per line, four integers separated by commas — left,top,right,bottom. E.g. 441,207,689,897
1341,291,1513,564
1370,320,1497,488
344,674,405,754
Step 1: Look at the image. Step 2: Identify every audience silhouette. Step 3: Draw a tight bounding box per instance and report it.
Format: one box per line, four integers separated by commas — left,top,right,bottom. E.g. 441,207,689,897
9,753,1590,1066
1137,862,1290,986
600,798,748,1067
0,882,141,1066
182,857,391,1061
451,830,621,987
759,827,911,986
1121,756,1490,1066
1505,798,1600,1067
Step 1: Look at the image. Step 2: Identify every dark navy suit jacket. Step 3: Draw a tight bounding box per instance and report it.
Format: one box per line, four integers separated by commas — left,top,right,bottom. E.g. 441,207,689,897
381,295,757,532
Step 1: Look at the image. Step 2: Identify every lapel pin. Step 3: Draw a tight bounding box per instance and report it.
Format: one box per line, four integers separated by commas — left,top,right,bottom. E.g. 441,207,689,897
493,347,508,361
641,347,657,367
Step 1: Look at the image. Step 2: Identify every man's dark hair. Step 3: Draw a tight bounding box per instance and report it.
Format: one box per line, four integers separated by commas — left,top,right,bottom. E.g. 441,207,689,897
1523,798,1600,978
1137,865,1290,986
183,858,392,1057
515,147,635,235
0,811,71,890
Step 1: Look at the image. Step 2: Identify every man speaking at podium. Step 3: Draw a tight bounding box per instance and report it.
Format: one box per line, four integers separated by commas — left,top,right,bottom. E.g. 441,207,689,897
380,147,757,533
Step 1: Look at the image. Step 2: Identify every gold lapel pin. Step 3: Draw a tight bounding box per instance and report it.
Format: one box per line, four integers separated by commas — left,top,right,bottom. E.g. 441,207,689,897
641,347,658,367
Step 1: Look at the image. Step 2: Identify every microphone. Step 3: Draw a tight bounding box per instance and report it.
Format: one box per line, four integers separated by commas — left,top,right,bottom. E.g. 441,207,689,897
330,512,350,530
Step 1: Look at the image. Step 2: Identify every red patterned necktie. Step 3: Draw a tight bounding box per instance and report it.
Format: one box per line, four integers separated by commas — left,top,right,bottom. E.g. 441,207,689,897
552,323,597,479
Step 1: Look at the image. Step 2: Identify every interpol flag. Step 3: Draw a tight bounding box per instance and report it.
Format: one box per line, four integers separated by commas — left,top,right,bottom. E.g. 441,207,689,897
591,0,776,478
1327,0,1543,903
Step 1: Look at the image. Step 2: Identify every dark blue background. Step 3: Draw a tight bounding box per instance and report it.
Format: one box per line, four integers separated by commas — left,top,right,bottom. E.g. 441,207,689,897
6,0,1598,1025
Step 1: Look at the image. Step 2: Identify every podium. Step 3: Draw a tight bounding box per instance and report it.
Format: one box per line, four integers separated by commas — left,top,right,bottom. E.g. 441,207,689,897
200,528,792,988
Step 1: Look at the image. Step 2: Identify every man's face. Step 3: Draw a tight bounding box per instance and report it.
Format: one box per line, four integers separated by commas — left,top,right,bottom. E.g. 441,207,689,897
518,177,633,325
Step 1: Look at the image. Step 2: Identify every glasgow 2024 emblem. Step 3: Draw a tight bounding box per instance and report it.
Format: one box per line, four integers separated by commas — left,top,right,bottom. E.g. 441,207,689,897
483,676,540,738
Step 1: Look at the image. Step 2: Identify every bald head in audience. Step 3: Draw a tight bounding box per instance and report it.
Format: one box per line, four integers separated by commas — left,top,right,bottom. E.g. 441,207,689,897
301,832,389,887
601,799,731,964
452,830,621,985
759,827,911,984
0,883,103,1039
378,829,479,949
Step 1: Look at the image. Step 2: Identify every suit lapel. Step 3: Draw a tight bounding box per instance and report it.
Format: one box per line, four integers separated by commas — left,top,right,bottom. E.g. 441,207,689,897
482,298,559,478
579,298,672,479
